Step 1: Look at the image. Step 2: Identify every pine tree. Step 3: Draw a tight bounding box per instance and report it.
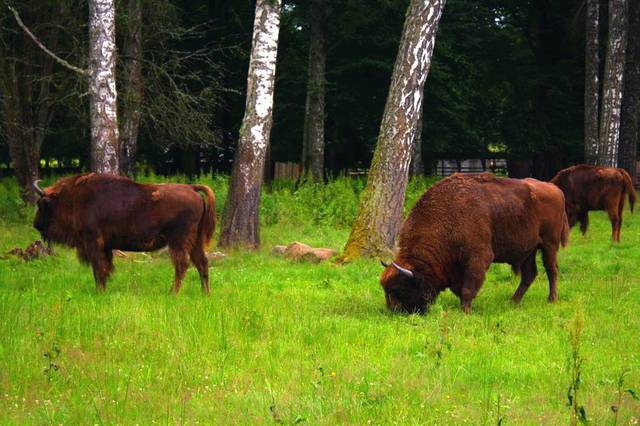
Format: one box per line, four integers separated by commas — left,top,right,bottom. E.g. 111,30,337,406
584,0,600,164
301,0,327,181
618,0,639,183
119,0,143,176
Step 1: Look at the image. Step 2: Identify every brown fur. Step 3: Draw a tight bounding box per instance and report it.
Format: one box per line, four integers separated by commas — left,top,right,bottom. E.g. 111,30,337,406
33,173,216,294
380,173,569,314
551,164,636,242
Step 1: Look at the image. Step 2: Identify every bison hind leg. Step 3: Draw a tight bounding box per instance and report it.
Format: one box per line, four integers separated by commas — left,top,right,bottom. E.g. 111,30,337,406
90,249,114,293
169,247,190,294
541,245,559,302
190,245,210,295
578,211,589,235
512,251,538,303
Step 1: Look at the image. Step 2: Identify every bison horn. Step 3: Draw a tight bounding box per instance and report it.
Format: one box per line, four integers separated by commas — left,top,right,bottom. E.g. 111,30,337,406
32,180,45,197
380,260,391,268
392,261,414,278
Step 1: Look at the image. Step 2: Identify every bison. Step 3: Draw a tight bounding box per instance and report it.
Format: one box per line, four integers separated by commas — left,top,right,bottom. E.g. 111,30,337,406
33,173,215,294
550,164,636,242
380,173,569,314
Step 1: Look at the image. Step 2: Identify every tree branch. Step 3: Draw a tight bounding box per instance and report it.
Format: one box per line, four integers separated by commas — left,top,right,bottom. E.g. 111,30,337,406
7,5,88,76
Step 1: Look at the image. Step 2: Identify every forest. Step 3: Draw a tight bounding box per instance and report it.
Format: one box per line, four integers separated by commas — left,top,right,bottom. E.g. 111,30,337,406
3,0,632,182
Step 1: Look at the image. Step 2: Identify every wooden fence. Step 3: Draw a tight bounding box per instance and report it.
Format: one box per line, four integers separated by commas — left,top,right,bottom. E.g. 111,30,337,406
434,159,508,176
273,162,302,180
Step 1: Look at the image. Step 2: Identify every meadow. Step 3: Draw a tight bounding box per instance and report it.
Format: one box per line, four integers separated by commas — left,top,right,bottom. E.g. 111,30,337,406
0,175,638,425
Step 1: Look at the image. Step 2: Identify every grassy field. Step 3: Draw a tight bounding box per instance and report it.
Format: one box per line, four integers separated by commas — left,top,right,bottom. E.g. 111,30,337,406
0,175,638,425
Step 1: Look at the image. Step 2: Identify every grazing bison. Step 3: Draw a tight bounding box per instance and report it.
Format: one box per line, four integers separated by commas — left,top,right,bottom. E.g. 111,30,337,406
33,173,215,294
551,164,636,242
380,173,569,314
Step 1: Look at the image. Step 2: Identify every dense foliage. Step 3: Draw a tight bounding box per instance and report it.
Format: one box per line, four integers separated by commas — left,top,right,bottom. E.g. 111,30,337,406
0,0,586,177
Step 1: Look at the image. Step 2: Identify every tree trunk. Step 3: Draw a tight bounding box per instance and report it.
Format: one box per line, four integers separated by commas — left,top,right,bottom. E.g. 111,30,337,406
584,0,600,164
119,0,143,176
219,0,282,249
3,106,41,203
88,0,119,174
618,0,639,184
0,6,58,203
301,0,327,181
342,0,445,262
597,0,627,167
410,98,425,176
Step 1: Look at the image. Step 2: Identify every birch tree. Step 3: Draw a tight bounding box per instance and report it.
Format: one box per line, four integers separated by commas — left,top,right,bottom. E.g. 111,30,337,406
618,0,639,183
584,0,600,164
596,0,627,168
342,0,445,261
219,0,281,249
119,0,143,176
301,0,327,181
89,0,119,174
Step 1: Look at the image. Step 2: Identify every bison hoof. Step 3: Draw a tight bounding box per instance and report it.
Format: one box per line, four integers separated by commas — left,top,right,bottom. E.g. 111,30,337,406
548,295,558,303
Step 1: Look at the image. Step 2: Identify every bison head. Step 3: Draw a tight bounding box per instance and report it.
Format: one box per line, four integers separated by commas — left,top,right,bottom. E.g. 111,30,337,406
380,261,437,314
32,180,55,241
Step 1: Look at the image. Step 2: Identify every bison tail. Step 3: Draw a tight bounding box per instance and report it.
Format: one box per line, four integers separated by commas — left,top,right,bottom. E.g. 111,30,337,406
621,170,636,213
561,210,570,248
192,184,216,250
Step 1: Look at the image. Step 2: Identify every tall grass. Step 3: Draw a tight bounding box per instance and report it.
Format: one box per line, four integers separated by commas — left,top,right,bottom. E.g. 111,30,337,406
0,174,638,424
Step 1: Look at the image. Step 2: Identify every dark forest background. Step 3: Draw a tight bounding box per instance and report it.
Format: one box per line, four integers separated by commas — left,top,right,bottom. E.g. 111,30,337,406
0,0,592,179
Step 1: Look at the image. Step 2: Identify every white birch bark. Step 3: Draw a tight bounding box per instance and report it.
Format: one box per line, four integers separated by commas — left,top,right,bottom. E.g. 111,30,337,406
88,0,119,174
220,0,281,248
597,0,627,168
343,0,445,261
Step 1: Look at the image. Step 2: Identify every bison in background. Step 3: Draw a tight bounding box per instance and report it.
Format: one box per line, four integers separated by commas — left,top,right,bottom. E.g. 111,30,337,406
551,165,636,242
33,173,216,294
381,173,569,314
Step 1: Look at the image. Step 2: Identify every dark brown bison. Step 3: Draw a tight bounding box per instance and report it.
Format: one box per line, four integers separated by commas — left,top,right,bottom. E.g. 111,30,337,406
551,164,636,242
380,173,569,314
33,173,216,294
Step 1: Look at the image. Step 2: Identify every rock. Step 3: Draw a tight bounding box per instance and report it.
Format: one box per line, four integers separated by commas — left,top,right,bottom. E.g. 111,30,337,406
273,242,337,263
207,251,226,261
271,245,287,255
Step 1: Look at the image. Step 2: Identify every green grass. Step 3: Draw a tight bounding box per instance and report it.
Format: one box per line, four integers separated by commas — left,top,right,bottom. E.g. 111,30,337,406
0,175,639,424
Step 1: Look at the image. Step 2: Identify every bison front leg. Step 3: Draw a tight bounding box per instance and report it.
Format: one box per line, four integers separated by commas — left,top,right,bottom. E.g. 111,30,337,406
169,248,190,294
460,262,489,314
512,251,538,303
